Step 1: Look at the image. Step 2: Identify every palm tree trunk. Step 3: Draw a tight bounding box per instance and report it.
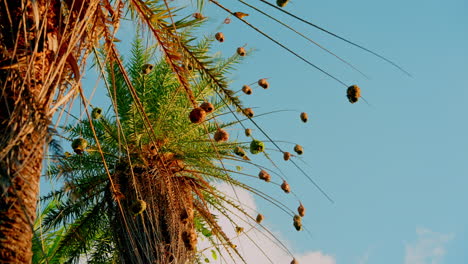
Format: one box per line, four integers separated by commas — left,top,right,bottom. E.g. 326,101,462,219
0,0,108,261
110,151,197,264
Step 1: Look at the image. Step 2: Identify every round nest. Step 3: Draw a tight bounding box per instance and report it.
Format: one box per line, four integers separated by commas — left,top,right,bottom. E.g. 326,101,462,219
283,151,291,161
256,213,264,224
215,32,225,42
182,230,198,251
131,199,147,216
193,12,204,19
242,85,252,95
294,144,303,155
300,112,308,123
237,47,246,56
245,128,252,137
277,0,290,8
293,215,302,231
235,226,244,234
298,203,306,217
91,107,102,119
189,107,206,124
346,84,361,103
281,180,291,193
258,78,269,89
291,258,299,264
214,129,229,142
142,64,154,75
243,108,254,118
200,102,214,113
71,138,88,155
258,170,271,182
234,146,246,157
250,140,265,154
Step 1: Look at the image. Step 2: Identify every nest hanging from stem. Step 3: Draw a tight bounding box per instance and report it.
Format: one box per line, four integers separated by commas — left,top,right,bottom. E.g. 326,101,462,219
189,107,206,124
142,64,154,75
256,213,264,224
298,203,306,217
283,152,291,161
347,84,361,103
200,102,214,113
215,32,225,42
233,146,246,157
291,258,299,264
182,229,198,251
300,112,308,123
245,128,252,137
277,0,290,8
237,47,246,56
258,170,271,182
250,140,265,154
71,138,88,155
130,199,147,216
281,180,291,193
293,215,302,231
214,129,229,142
91,107,102,119
243,108,254,118
193,12,204,19
242,85,252,95
258,78,269,89
235,226,244,235
294,144,303,155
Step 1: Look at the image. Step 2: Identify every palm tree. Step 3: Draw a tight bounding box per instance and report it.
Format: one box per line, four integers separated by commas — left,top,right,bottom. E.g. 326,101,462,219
38,33,273,263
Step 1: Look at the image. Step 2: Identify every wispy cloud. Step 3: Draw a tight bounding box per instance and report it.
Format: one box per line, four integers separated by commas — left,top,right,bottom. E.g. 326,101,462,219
199,183,335,264
404,227,454,264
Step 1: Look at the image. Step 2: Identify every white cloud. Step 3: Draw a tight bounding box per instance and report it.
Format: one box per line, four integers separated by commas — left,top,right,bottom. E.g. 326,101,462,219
404,227,454,264
198,183,335,264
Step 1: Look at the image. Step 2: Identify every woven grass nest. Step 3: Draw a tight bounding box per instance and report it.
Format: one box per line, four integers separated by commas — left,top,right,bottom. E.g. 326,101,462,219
277,0,290,8
130,199,147,216
71,138,88,155
245,128,252,137
200,102,214,113
237,47,246,56
298,203,306,217
293,215,302,231
243,108,254,118
294,144,303,155
283,151,291,161
250,140,265,154
234,146,246,157
189,107,206,124
258,170,271,182
215,32,225,42
258,78,269,89
300,112,308,123
281,180,291,193
256,213,264,224
182,229,198,251
142,64,153,75
91,107,102,119
347,84,361,103
242,85,252,95
214,129,229,142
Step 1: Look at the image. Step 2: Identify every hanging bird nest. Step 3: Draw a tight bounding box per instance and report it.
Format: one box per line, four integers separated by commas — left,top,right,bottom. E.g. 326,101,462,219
242,85,252,95
277,0,290,8
258,170,271,182
294,144,303,155
91,107,102,119
182,229,198,251
258,78,269,89
291,258,299,264
234,146,246,157
189,107,206,124
300,112,308,123
250,140,265,154
233,12,249,19
293,215,302,231
215,32,225,42
237,47,246,56
347,84,361,103
142,63,154,75
214,129,229,142
180,207,194,225
283,151,291,161
130,199,147,216
243,108,254,118
193,12,204,19
64,151,72,158
245,128,252,137
281,180,291,193
200,102,214,113
298,203,306,217
71,138,88,155
256,213,264,224
235,226,244,234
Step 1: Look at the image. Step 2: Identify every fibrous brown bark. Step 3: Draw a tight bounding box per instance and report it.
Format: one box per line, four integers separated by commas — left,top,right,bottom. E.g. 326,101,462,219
0,0,119,262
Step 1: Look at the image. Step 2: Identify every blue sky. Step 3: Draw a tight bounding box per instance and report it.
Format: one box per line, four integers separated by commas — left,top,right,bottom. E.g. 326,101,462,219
41,0,468,263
